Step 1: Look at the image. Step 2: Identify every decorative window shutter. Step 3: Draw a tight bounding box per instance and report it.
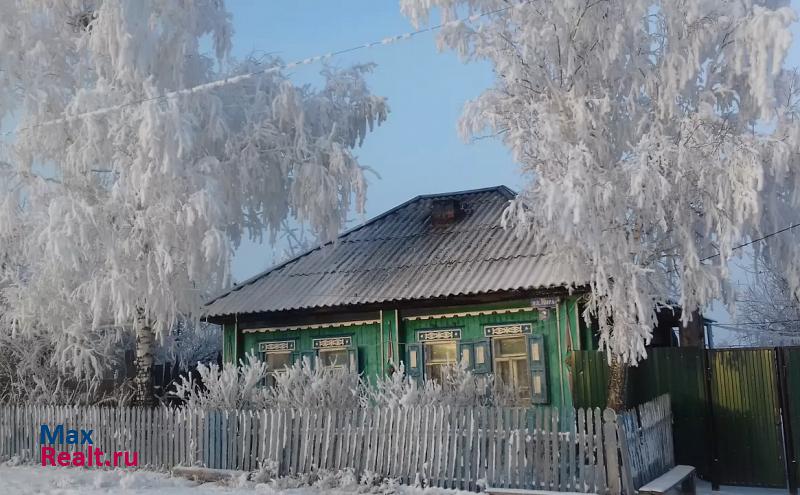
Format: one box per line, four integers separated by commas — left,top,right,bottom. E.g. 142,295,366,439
472,339,492,374
527,334,549,404
347,347,359,373
458,341,475,370
405,343,423,379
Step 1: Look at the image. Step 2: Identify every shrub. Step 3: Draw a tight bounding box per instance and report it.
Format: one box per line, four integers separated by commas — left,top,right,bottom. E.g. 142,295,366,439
172,356,519,410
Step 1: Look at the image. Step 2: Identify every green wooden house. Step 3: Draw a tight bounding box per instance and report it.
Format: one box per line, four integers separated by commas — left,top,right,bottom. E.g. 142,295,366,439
205,186,597,408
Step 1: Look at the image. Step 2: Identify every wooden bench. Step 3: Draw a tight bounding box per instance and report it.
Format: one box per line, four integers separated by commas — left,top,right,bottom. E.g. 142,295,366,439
485,488,597,495
637,465,696,494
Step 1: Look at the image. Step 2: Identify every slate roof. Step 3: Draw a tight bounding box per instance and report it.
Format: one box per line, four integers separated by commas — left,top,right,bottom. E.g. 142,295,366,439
205,185,587,318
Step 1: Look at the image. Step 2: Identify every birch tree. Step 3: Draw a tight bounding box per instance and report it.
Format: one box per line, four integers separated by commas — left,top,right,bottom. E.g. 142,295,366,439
737,257,800,338
401,0,800,407
0,1,387,405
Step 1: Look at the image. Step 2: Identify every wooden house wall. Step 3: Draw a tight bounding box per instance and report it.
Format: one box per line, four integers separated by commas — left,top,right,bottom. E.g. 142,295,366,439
222,296,586,408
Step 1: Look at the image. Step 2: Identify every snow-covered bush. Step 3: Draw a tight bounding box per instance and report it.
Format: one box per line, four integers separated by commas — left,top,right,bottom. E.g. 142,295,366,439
171,353,269,410
267,358,364,410
171,356,520,410
0,327,133,405
171,354,364,410
367,362,516,408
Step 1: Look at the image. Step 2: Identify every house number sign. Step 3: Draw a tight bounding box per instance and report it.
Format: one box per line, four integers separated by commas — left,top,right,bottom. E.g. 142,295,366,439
313,336,352,349
484,323,533,337
418,329,461,341
258,341,295,352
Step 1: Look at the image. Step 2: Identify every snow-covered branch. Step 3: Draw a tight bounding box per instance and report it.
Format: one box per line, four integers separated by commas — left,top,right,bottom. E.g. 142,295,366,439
0,2,388,390
402,0,800,362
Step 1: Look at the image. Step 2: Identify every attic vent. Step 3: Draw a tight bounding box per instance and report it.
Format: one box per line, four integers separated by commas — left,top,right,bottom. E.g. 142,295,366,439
431,198,463,226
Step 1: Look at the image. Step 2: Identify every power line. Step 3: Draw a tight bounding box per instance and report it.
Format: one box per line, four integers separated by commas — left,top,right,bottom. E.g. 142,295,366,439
1,2,528,138
714,319,800,328
699,222,800,263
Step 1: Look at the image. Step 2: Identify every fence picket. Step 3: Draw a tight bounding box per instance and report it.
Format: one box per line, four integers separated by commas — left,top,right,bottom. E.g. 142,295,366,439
0,396,678,493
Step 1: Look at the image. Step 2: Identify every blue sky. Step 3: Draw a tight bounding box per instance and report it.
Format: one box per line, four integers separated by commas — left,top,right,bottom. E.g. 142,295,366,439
226,1,800,333
226,1,520,280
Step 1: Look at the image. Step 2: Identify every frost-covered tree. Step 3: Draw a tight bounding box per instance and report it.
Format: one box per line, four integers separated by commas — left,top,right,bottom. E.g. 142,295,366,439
154,320,221,370
402,0,800,407
737,257,800,337
0,2,387,405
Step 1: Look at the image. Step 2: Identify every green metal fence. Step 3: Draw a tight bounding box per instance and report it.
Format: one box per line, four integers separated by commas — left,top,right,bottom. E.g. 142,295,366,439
782,347,800,492
709,348,784,488
572,347,792,489
573,348,709,477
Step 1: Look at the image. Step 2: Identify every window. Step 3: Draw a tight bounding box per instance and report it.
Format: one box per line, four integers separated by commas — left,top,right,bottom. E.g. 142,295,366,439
319,348,350,371
415,329,461,383
481,323,549,404
424,340,458,383
492,336,531,400
312,336,358,373
258,341,295,387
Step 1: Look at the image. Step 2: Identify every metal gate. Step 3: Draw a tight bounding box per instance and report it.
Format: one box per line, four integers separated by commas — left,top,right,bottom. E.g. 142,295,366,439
573,346,800,491
780,347,800,493
708,348,785,488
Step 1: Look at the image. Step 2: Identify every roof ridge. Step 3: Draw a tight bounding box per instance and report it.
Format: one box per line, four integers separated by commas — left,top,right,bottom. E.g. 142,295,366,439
266,252,551,278
205,185,516,307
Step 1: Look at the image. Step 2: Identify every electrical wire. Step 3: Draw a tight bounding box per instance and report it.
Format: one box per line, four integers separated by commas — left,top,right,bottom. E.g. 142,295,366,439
699,222,800,263
0,2,529,138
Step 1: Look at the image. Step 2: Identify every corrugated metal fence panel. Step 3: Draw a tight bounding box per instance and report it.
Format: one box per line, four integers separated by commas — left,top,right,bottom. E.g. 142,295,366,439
572,347,789,488
628,348,708,477
784,346,800,490
572,350,609,409
571,348,708,475
710,348,784,488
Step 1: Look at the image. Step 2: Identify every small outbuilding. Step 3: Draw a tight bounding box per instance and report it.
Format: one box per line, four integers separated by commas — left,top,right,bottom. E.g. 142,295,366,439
206,186,596,407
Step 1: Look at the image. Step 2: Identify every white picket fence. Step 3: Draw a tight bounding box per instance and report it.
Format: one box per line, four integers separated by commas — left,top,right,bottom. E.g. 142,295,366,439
0,395,674,494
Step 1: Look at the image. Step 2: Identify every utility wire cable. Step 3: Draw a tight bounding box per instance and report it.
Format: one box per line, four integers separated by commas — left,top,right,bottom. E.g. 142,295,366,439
714,319,800,328
1,2,529,137
699,222,800,263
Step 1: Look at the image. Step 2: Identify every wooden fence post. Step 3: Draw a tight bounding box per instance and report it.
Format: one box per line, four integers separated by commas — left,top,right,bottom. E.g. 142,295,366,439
616,412,635,494
603,408,622,495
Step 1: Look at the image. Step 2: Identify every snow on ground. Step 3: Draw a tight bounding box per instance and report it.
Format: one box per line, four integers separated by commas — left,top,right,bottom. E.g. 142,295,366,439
0,465,785,495
0,465,469,495
696,480,786,495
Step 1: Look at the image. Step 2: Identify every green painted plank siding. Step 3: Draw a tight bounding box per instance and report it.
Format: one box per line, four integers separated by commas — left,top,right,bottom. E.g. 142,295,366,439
229,296,587,409
401,297,582,408
223,323,237,364
382,310,400,374
240,323,382,378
